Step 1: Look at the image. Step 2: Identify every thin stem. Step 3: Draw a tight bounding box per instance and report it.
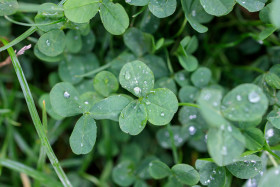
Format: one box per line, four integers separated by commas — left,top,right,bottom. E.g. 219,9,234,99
0,38,72,187
264,144,280,161
4,15,66,27
178,103,200,108
75,63,112,78
165,48,174,75
81,173,101,186
167,123,179,164
18,2,64,12
266,152,278,167
172,18,187,38
0,27,37,52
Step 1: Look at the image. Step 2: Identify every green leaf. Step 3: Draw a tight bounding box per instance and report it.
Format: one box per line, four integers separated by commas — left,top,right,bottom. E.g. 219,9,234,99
191,67,212,88
37,30,66,57
243,128,265,150
112,160,136,187
207,125,245,166
119,100,147,135
178,85,199,103
148,160,171,179
123,27,154,57
50,82,84,117
156,125,189,148
65,30,82,53
265,122,280,146
226,155,262,179
267,109,280,129
58,55,85,84
171,164,200,186
178,106,203,125
143,88,178,126
221,83,268,122
181,0,213,33
155,77,177,95
0,0,18,16
196,161,226,187
174,70,190,87
200,0,236,16
90,95,132,121
236,0,267,12
259,166,280,187
119,60,154,97
140,55,169,79
265,72,280,89
100,0,129,35
64,0,99,23
39,94,64,120
80,91,103,111
198,88,227,127
148,0,177,18
69,114,97,155
178,54,198,72
34,43,64,63
34,3,65,32
93,71,119,97
270,0,280,28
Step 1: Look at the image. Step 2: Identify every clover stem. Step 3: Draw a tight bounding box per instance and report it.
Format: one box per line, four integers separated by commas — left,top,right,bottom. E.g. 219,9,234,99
165,48,174,75
178,103,200,108
167,123,179,164
0,38,72,187
75,63,112,78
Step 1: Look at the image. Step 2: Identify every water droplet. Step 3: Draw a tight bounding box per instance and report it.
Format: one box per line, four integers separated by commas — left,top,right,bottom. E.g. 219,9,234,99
189,114,197,120
221,146,227,155
192,10,196,17
81,143,83,147
64,91,70,98
236,95,242,101
160,112,165,117
84,101,89,105
266,129,274,138
248,91,260,103
134,87,141,95
145,101,151,105
227,126,232,132
125,71,131,80
46,40,50,46
189,126,196,135
275,170,280,175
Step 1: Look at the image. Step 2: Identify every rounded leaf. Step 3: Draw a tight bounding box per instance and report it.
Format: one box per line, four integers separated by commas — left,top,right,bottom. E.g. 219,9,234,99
50,82,84,117
148,0,177,18
37,30,66,57
221,83,268,122
0,0,18,16
171,164,200,186
93,71,119,97
259,166,280,187
148,160,171,179
198,162,226,187
143,88,178,126
39,94,64,120
112,160,136,187
119,100,147,135
64,0,99,23
70,114,97,154
191,67,212,88
236,0,267,12
100,0,129,35
65,30,82,53
200,0,236,16
119,60,154,97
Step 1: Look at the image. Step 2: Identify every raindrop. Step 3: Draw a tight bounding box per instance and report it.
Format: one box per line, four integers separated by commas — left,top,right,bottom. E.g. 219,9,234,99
275,169,279,175
160,112,165,117
221,146,227,155
124,71,131,80
192,10,196,17
227,126,232,132
236,95,242,101
189,126,196,135
46,40,50,46
248,91,260,103
81,143,84,147
145,101,151,105
134,87,141,95
189,114,197,120
64,91,70,98
84,101,89,105
266,129,274,138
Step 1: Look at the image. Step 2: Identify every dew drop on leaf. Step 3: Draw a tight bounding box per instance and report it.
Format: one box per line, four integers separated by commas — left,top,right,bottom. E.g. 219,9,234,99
124,71,131,80
236,95,242,101
134,87,141,95
248,91,260,103
63,91,70,98
188,126,196,135
221,146,227,155
84,101,89,105
46,40,50,46
160,112,165,117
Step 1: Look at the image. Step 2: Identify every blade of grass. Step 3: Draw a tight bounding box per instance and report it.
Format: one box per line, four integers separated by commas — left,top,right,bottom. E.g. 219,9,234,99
0,38,72,187
0,158,62,187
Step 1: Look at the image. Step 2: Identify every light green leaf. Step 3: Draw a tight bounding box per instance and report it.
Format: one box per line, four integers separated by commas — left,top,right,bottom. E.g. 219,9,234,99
100,0,129,35
93,71,119,97
226,155,262,179
69,114,97,155
65,30,82,53
270,0,280,28
119,100,147,135
154,77,177,95
50,82,84,117
0,0,18,16
236,0,267,12
267,109,280,129
171,164,200,186
148,160,171,179
143,88,178,126
243,128,265,150
126,0,149,6
259,166,280,187
37,30,66,57
119,60,154,97
140,55,169,79
112,160,136,187
148,0,177,18
64,0,99,23
39,94,64,120
191,67,212,88
178,54,198,72
34,43,64,63
265,72,280,89
200,0,236,16
178,85,199,103
90,95,132,121
207,125,245,166
221,84,268,122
